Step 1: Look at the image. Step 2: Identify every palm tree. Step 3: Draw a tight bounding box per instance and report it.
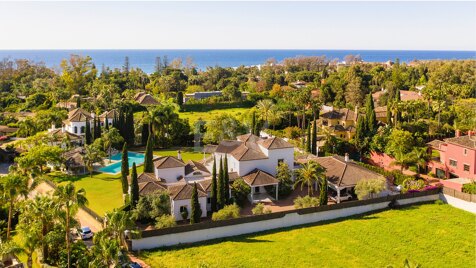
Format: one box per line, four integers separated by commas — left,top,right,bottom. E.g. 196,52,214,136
0,240,21,266
82,144,105,177
2,174,29,240
101,127,124,162
256,99,275,128
54,182,88,268
391,151,416,173
104,209,133,247
18,224,39,268
412,147,429,174
294,161,327,196
90,230,121,267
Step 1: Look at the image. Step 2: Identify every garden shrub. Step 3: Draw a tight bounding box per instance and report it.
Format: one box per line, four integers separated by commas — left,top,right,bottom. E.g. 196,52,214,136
231,179,251,207
294,195,319,209
155,215,177,229
355,178,386,200
402,178,425,193
252,203,271,215
462,183,476,194
212,204,240,221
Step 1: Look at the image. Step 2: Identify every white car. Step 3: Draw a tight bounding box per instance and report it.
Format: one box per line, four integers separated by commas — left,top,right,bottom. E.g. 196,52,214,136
79,227,94,240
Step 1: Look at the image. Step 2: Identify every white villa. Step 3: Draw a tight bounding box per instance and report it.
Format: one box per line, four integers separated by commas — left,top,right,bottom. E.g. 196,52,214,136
133,133,296,221
62,108,92,135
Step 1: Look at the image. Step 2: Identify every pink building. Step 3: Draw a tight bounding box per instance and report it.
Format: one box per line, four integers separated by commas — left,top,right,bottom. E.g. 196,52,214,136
427,133,476,180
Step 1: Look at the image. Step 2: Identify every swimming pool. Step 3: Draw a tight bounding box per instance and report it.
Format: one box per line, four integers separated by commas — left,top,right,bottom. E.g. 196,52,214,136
99,152,145,174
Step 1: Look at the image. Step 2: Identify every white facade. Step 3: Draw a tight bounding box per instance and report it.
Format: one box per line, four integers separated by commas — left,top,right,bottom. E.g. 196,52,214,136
64,121,88,135
171,197,208,220
155,167,185,184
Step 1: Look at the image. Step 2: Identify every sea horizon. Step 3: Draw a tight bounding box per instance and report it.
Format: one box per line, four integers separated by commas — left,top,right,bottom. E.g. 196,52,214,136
1,49,475,73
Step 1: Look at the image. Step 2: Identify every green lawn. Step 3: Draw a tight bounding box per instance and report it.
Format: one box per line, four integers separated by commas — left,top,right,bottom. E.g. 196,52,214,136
179,107,249,124
140,204,475,268
50,148,206,216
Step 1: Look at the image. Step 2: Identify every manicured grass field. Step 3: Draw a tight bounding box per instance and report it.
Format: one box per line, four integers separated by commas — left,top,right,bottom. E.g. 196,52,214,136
179,107,249,124
51,148,207,216
140,204,475,268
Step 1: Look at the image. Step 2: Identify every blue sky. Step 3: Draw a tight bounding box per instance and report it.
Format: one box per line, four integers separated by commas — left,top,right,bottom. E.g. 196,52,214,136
0,1,475,50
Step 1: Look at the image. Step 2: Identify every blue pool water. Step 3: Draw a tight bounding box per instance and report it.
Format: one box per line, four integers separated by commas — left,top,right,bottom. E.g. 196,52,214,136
99,152,145,174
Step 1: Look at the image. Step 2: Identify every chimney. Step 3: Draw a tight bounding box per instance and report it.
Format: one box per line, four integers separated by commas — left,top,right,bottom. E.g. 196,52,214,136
51,124,55,130
455,129,461,137
61,126,65,133
177,150,182,160
344,153,349,162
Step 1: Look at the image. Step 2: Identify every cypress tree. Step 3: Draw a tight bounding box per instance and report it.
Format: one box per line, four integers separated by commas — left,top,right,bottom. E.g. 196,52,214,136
130,162,139,208
311,117,317,155
365,93,377,135
141,123,149,146
143,134,154,173
394,88,401,125
97,118,102,138
177,91,183,106
224,154,230,203
386,104,392,126
217,157,225,209
190,182,202,224
251,111,256,135
211,156,217,212
76,97,81,108
126,110,135,145
105,117,109,130
85,120,92,145
120,143,129,195
319,177,328,206
306,123,311,153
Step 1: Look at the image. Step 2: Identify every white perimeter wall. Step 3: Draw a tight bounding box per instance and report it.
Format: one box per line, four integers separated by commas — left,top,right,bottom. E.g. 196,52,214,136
440,193,476,214
132,194,439,250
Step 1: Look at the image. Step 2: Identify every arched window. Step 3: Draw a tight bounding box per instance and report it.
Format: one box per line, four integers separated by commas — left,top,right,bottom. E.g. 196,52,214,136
74,126,78,133
80,126,85,134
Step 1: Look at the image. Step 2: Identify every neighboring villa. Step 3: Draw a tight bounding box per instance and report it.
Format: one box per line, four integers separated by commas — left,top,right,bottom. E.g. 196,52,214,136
133,133,295,221
47,126,83,148
98,109,118,127
62,147,87,175
134,92,159,106
306,154,391,203
63,108,92,135
317,107,358,140
427,132,476,180
184,91,222,103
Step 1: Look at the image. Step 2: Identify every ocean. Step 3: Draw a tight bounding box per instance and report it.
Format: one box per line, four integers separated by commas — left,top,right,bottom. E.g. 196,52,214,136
0,49,475,73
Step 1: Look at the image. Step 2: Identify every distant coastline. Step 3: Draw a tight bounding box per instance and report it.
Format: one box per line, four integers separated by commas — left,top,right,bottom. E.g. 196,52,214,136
0,49,475,73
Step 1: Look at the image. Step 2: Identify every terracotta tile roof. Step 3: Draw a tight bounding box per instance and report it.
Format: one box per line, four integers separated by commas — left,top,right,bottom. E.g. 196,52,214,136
242,169,279,186
49,129,83,141
374,106,387,118
320,108,358,121
228,172,240,182
184,160,210,175
197,179,212,192
65,108,92,123
99,109,118,119
153,156,185,169
168,183,207,201
0,125,19,133
139,181,167,196
312,156,385,188
134,92,159,105
230,144,268,161
237,133,261,143
257,137,293,150
427,139,445,150
215,140,243,154
444,136,476,149
400,90,423,101
63,147,85,167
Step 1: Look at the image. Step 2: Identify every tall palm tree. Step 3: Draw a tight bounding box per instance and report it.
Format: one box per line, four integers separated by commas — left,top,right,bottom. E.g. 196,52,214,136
294,161,327,196
104,209,133,247
2,174,29,240
90,230,121,267
391,151,416,173
256,99,275,128
82,144,105,177
101,127,124,162
54,182,88,268
412,147,430,174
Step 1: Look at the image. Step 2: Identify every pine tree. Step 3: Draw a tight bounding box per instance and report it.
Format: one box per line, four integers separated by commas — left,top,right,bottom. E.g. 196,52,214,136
211,156,217,212
224,154,230,203
141,123,149,146
121,143,129,195
124,56,130,74
130,162,139,208
143,134,154,173
306,123,311,153
190,182,202,224
311,117,317,155
85,120,92,145
217,157,225,209
319,177,328,206
365,93,377,135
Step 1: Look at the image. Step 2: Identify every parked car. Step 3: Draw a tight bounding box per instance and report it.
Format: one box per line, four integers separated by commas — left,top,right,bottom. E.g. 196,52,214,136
79,227,94,240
